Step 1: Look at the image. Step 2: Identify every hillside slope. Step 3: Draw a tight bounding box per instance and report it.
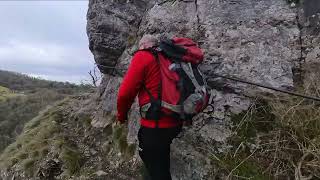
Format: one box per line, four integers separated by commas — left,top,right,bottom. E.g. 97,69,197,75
0,70,94,153
0,95,141,180
0,70,91,93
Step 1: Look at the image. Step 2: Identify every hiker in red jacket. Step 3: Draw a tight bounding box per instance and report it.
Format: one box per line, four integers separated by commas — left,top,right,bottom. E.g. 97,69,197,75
117,35,182,180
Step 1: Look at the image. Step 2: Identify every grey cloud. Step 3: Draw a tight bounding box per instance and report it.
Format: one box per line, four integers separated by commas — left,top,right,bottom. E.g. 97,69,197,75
0,1,94,83
0,1,89,44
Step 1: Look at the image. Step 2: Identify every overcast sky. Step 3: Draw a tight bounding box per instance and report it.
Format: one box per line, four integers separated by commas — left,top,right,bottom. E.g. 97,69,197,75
0,1,95,84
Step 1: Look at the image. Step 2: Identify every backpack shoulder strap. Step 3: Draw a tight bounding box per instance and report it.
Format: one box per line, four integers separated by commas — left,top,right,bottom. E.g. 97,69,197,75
136,48,162,103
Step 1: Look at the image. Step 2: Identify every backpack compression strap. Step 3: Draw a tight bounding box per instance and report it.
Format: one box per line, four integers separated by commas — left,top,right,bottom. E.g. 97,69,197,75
181,62,201,90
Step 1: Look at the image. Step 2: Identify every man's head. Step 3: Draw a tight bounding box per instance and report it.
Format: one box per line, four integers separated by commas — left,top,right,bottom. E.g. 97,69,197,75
139,34,158,50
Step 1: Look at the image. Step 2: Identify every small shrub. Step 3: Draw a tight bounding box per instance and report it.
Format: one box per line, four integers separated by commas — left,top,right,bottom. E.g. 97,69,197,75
104,125,113,136
113,125,124,140
22,158,35,170
60,145,82,175
16,153,28,160
40,147,49,158
125,143,136,158
9,157,19,167
118,135,128,154
22,158,36,176
81,115,92,127
31,151,39,158
224,92,320,179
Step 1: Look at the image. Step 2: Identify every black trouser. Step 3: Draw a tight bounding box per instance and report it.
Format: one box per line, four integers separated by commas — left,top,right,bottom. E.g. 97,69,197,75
138,126,182,180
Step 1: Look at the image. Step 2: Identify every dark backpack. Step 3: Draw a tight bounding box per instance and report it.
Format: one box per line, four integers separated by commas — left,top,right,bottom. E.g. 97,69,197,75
140,37,210,121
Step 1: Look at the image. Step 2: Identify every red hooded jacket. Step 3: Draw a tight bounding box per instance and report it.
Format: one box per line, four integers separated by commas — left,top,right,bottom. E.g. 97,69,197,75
117,50,182,128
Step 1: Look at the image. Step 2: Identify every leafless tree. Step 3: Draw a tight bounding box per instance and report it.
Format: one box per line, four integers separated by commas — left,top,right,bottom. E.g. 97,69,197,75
88,66,101,87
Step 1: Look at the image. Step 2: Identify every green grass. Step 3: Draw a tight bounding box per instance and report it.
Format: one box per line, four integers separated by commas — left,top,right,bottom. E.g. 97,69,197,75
60,145,82,175
222,92,320,179
0,86,10,94
22,158,36,176
209,103,273,179
211,153,270,180
0,104,62,173
0,88,67,153
0,86,19,101
0,99,86,178
111,123,136,159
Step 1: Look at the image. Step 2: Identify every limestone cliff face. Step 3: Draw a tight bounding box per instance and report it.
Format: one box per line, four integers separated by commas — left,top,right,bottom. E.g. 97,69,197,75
87,1,303,179
300,1,320,91
88,0,301,87
86,0,153,74
1,1,320,180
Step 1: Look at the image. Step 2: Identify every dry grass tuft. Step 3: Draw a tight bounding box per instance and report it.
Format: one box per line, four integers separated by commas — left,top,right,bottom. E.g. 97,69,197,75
222,80,320,179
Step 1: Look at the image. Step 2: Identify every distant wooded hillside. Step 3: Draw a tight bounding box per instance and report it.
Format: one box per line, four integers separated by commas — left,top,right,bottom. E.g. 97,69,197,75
0,69,94,153
0,70,92,94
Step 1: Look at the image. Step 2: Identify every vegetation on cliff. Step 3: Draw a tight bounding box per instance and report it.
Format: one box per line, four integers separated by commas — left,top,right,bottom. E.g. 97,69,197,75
0,95,142,179
0,70,94,153
0,86,19,101
0,99,78,177
215,84,320,179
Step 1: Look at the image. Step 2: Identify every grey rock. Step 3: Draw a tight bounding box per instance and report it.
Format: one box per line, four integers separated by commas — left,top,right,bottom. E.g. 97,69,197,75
84,0,320,180
299,3,320,89
95,170,107,176
198,0,299,90
91,76,122,128
87,0,154,74
303,0,320,18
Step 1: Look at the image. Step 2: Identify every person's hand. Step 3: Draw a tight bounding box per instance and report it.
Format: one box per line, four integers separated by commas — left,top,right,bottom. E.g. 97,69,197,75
116,112,127,125
115,120,124,126
114,120,126,129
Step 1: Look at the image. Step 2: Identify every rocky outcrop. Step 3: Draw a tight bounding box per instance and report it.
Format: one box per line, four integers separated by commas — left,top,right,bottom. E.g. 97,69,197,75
86,0,153,74
86,0,307,179
300,1,320,90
